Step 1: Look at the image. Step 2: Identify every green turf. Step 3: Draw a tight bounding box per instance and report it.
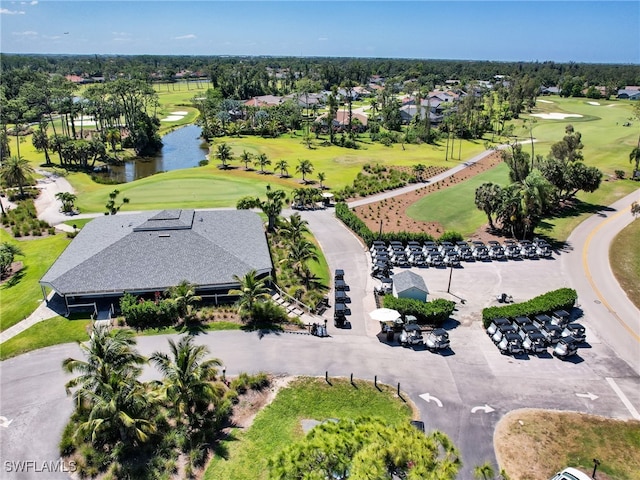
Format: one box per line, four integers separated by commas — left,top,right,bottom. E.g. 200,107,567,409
610,217,640,309
0,229,71,332
204,376,412,480
0,315,91,360
405,162,511,236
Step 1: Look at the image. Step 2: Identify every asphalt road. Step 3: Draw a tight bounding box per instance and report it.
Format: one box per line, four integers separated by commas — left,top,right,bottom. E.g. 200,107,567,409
1,191,639,479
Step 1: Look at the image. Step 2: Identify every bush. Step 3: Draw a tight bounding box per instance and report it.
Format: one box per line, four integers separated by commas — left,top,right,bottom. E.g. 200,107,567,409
481,287,577,328
615,170,625,179
119,293,178,329
382,295,456,325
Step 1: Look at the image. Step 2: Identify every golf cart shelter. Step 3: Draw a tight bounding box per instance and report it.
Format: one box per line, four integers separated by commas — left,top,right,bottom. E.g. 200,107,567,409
392,270,429,302
40,209,273,312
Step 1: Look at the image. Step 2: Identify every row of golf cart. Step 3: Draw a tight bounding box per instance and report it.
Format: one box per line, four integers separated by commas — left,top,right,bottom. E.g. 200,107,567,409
333,269,351,328
370,237,553,276
380,314,450,351
486,309,586,359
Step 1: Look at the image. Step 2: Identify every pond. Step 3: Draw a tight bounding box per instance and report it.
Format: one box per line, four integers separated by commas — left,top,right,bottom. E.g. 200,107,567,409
96,125,208,183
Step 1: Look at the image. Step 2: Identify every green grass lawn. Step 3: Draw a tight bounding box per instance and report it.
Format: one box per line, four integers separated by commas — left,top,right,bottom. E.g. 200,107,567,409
610,218,640,309
0,315,91,360
205,376,412,480
405,162,511,236
0,229,70,332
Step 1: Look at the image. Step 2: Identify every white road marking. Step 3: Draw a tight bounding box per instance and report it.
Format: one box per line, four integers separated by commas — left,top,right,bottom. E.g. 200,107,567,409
575,392,599,401
471,404,495,414
606,377,640,420
0,416,13,428
419,393,443,408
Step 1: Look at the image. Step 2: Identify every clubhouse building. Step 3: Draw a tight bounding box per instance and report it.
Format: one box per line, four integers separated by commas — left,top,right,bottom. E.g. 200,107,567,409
40,209,273,314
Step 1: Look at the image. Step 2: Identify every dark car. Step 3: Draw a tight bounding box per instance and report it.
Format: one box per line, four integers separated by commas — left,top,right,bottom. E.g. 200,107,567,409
498,333,525,355
486,317,511,337
561,322,586,343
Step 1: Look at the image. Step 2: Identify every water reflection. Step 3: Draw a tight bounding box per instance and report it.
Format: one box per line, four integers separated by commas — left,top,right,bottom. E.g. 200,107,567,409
98,125,208,183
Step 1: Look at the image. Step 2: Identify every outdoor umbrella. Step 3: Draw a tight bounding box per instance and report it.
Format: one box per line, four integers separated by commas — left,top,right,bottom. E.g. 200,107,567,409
369,308,401,322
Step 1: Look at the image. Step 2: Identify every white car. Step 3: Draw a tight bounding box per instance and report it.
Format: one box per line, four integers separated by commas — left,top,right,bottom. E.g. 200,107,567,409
550,467,592,480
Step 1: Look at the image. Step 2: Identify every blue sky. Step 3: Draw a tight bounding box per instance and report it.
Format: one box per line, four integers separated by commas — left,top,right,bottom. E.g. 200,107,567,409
1,1,638,63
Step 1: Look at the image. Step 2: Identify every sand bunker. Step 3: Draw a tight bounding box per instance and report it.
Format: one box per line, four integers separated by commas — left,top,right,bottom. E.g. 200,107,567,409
68,115,97,126
171,111,188,115
161,115,184,122
537,99,554,104
530,112,583,120
587,101,600,106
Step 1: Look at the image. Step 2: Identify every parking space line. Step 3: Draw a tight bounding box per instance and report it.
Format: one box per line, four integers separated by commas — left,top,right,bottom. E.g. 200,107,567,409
606,377,640,420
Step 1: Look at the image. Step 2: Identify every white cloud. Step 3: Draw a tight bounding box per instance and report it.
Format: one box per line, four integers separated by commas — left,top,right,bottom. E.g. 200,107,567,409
318,37,328,41
13,30,38,36
174,34,196,40
31,1,39,5
1,8,26,14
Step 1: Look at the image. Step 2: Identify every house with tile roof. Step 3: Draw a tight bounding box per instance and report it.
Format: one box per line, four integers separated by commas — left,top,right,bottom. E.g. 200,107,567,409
40,209,273,312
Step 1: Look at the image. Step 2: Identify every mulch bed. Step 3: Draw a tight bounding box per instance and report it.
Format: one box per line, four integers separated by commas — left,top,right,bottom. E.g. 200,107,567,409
352,151,504,239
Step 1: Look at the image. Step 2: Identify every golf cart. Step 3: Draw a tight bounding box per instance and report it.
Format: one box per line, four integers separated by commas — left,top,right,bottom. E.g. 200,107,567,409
497,332,525,355
486,317,511,337
399,323,424,347
425,328,450,351
561,322,586,343
553,336,579,359
522,332,548,354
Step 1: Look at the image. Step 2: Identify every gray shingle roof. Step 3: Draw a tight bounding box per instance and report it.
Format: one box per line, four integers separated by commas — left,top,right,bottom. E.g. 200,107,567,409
41,210,272,296
393,271,428,294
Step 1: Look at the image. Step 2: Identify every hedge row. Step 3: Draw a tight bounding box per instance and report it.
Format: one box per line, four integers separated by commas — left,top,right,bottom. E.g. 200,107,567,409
120,293,178,329
481,287,578,328
382,296,456,325
335,202,462,246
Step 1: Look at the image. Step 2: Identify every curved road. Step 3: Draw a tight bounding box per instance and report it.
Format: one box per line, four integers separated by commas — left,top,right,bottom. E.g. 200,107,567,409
1,177,639,479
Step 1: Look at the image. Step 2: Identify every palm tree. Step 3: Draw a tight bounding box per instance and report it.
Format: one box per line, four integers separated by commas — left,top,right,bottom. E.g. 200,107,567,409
317,171,326,189
55,191,77,214
629,146,640,175
215,142,233,169
32,126,52,165
275,159,289,177
166,280,201,321
0,155,34,199
62,325,147,402
104,128,121,155
279,213,310,242
255,153,272,174
240,150,253,170
287,238,319,275
150,336,223,430
229,269,272,318
296,159,314,183
76,370,156,446
0,242,23,277
474,462,496,480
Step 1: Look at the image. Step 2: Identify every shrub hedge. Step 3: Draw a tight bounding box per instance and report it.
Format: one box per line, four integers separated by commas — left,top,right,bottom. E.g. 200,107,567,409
382,295,456,325
335,202,463,246
481,287,577,328
119,293,177,329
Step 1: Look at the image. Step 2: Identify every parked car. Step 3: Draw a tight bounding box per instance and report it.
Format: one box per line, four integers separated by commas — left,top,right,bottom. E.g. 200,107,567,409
399,323,424,347
522,332,548,354
498,333,525,355
486,317,511,337
550,467,592,480
561,322,586,343
425,328,450,351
